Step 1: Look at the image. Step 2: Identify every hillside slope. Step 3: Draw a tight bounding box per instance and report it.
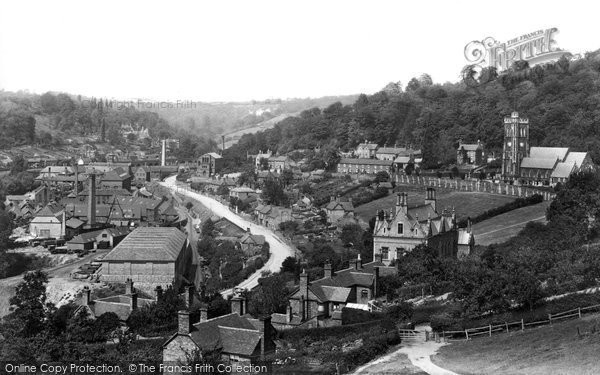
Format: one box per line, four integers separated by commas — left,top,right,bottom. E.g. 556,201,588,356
433,313,600,375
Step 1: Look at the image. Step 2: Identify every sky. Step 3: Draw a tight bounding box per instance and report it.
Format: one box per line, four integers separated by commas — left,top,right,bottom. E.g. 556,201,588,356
0,0,598,102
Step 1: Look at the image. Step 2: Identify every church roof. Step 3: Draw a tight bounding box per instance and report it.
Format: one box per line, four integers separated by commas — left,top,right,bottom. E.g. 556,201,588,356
551,162,575,179
529,147,569,161
564,152,589,167
520,157,557,170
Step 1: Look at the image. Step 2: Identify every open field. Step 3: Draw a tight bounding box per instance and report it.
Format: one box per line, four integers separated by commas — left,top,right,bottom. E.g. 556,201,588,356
433,313,600,375
471,201,550,245
355,187,516,224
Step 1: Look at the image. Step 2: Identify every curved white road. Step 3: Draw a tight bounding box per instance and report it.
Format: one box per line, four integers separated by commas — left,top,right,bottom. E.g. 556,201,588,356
161,176,295,297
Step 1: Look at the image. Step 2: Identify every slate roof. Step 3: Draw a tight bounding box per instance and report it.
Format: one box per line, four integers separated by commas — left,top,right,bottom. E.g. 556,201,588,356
270,313,303,326
408,204,438,222
564,152,589,167
239,233,266,245
83,295,154,321
357,143,378,150
203,152,223,159
551,162,575,179
339,158,393,166
325,200,354,212
394,156,412,164
376,147,407,154
309,285,352,303
65,217,85,229
102,227,187,262
529,147,569,161
186,313,259,354
520,157,557,170
69,227,130,244
217,327,262,356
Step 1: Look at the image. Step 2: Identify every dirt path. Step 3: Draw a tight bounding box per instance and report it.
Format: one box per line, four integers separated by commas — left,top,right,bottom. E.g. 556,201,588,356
161,176,295,297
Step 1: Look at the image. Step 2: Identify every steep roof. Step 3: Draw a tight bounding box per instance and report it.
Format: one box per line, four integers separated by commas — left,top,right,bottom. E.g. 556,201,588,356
325,200,354,212
377,147,406,154
529,147,569,161
203,152,223,159
520,157,557,170
357,143,378,150
551,162,575,179
564,152,589,167
187,313,259,354
102,227,187,262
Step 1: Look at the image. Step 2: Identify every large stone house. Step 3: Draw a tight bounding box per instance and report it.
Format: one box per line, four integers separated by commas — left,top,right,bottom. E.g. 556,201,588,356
271,257,397,330
162,295,275,365
100,227,193,291
324,196,354,224
457,141,485,166
355,141,378,159
372,188,474,264
99,167,132,190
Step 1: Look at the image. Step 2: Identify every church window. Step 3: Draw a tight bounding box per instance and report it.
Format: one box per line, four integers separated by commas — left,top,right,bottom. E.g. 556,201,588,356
397,223,403,234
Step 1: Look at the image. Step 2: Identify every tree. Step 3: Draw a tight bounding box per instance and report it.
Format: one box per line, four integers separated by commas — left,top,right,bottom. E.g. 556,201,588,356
281,169,294,187
261,178,287,206
10,155,28,175
247,274,289,316
374,171,390,183
5,270,52,337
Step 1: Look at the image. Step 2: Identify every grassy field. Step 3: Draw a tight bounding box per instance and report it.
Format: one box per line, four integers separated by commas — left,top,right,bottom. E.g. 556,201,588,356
355,186,516,224
471,201,550,245
433,313,600,375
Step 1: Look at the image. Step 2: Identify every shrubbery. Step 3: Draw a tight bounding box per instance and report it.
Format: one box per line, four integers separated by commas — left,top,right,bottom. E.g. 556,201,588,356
457,194,543,227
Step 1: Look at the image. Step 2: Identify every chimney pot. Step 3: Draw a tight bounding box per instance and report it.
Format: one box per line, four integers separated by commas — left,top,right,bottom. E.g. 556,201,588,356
83,286,91,305
324,262,332,278
125,278,133,295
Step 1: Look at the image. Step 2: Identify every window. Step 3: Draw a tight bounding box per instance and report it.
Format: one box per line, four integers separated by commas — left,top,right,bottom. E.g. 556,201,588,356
381,247,389,260
101,233,107,238
397,223,403,234
361,290,369,298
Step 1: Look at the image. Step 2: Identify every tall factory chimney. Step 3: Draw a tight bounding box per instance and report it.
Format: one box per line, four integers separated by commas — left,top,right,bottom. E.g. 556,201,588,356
221,135,225,155
87,169,98,227
161,140,166,167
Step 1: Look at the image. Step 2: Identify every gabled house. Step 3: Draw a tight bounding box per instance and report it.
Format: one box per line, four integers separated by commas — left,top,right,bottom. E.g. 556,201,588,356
163,294,275,365
271,257,397,330
238,230,266,256
324,196,354,224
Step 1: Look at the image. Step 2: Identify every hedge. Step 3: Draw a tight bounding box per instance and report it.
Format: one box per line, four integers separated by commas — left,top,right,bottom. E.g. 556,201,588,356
457,193,543,227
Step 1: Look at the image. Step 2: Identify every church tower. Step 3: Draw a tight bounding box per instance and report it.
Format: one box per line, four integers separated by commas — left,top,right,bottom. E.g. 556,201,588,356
501,112,529,182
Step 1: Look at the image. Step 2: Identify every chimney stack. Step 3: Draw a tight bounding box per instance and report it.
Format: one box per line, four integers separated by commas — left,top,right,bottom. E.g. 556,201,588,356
286,304,293,323
161,140,166,167
185,285,195,308
178,310,191,335
83,286,91,305
87,170,97,226
425,187,437,212
373,266,380,298
231,295,246,316
356,254,362,270
125,278,133,295
259,316,272,359
154,285,163,302
324,262,332,278
300,269,308,299
199,307,208,322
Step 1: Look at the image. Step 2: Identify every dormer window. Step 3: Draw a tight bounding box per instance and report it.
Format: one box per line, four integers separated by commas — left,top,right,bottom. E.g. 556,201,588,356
397,223,403,234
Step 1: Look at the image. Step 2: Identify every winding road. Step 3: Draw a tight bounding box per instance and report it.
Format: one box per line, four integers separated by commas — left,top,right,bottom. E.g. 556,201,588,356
161,176,295,297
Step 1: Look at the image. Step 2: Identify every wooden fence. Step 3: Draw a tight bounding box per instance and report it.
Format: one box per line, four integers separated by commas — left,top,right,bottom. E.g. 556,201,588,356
396,174,556,201
433,303,600,342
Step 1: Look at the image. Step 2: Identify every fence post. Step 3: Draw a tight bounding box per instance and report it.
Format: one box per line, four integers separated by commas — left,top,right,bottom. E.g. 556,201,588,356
505,322,509,333
521,318,524,331
489,324,492,337
578,307,582,319
548,313,552,325
465,329,469,340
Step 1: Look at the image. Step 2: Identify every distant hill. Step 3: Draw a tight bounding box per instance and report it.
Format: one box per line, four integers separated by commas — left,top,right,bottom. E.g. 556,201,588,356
222,50,600,169
145,95,359,143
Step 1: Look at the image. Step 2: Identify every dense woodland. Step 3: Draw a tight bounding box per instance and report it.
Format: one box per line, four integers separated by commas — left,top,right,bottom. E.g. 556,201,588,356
223,51,600,170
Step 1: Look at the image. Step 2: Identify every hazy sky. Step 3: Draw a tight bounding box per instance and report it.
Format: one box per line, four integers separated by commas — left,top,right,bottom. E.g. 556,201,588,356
0,0,598,102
